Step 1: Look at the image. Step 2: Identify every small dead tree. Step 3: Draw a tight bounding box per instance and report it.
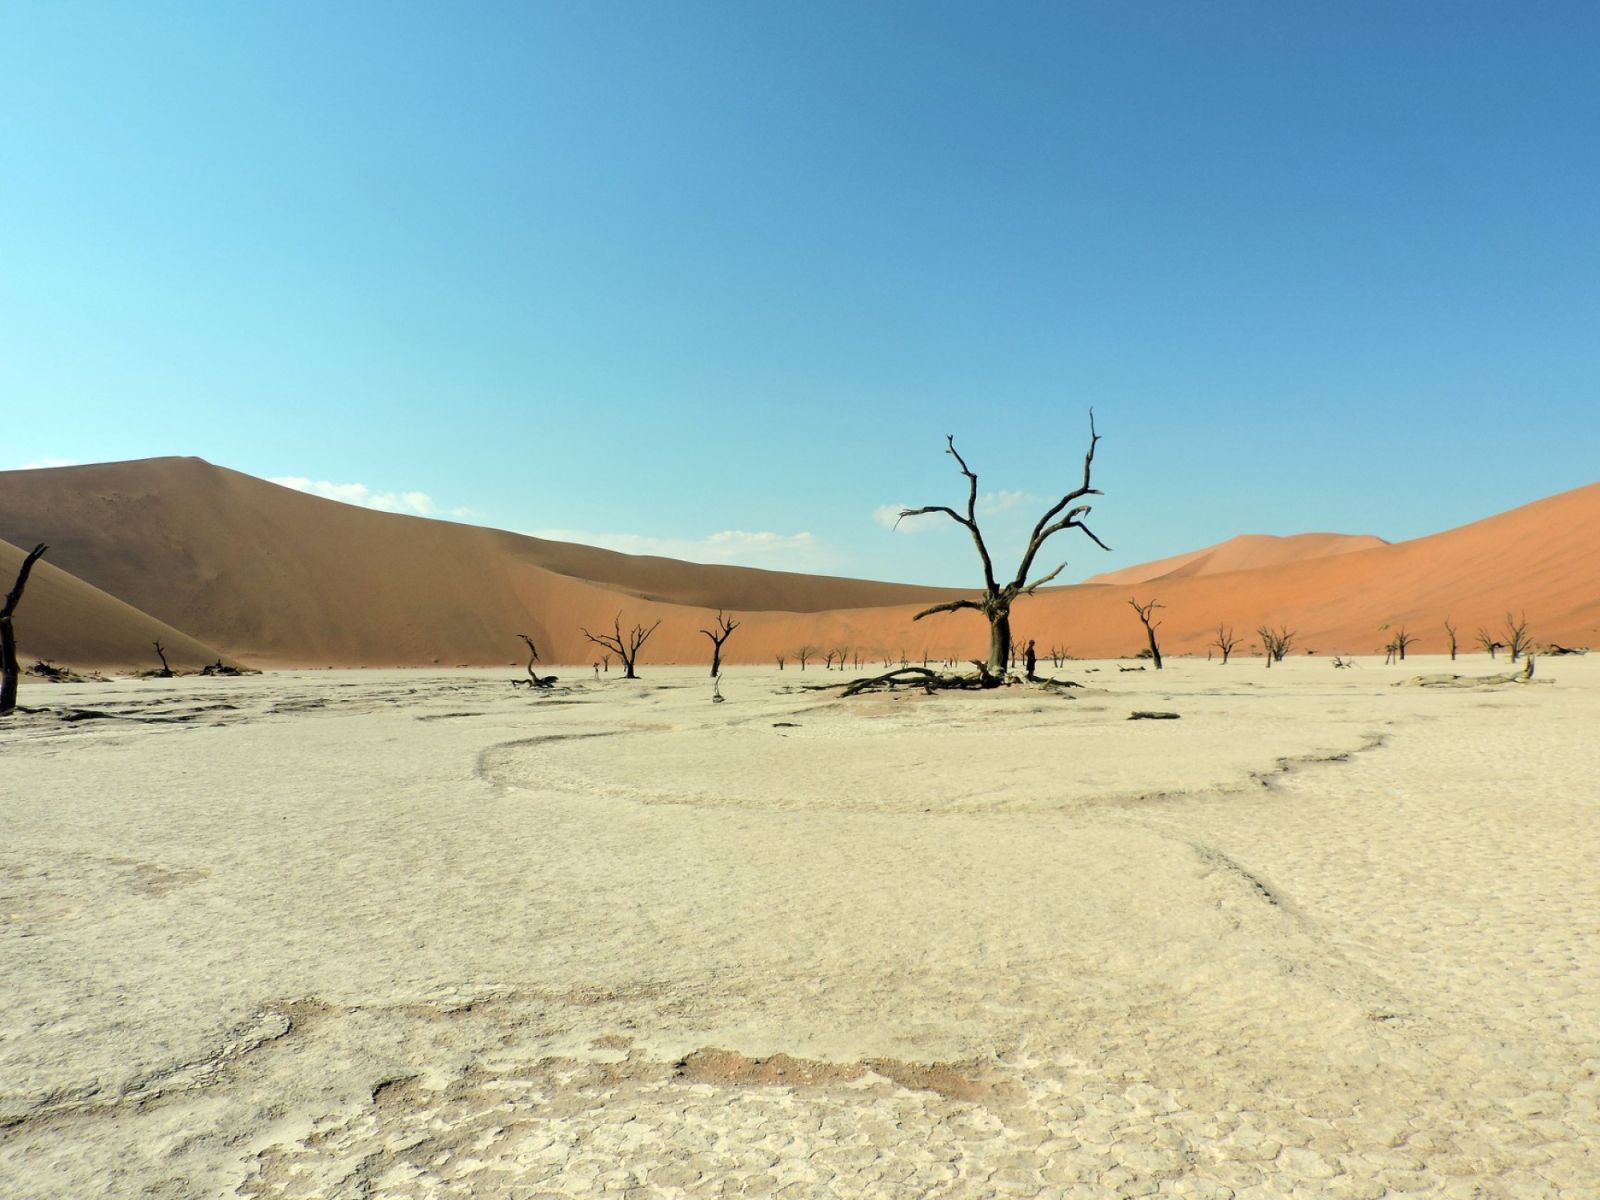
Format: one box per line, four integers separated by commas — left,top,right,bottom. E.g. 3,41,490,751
775,653,786,670
1444,618,1458,661
1477,628,1501,659
1049,644,1066,668
582,614,662,680
513,633,557,688
700,611,739,677
152,640,173,678
1,543,48,716
1211,623,1239,665
900,414,1109,685
1503,612,1532,663
1391,626,1415,661
1129,598,1164,669
796,645,817,671
834,646,850,672
1257,625,1294,667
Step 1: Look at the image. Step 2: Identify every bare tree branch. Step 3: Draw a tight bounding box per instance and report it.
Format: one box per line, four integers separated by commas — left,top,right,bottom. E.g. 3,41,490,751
912,598,987,621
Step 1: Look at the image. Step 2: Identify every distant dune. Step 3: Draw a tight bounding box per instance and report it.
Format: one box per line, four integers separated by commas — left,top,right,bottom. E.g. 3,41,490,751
1083,532,1388,587
1,458,1596,667
0,537,228,671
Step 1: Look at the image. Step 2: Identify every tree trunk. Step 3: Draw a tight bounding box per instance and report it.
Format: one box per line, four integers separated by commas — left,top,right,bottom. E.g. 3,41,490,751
1144,626,1163,669
709,646,721,677
0,615,19,714
987,609,1011,679
3,545,48,714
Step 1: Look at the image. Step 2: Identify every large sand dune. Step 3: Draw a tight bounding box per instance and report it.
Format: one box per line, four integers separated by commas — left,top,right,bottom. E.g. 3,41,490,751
1,458,1596,667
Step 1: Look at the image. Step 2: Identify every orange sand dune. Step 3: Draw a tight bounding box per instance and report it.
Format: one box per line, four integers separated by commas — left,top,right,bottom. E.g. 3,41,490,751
1,458,1596,668
1083,532,1388,587
0,538,228,671
0,458,962,668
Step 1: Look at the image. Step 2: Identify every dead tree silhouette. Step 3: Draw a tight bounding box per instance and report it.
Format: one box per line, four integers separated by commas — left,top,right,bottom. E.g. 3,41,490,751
511,633,558,688
700,611,739,677
152,641,173,677
2,544,48,715
1129,598,1164,669
1503,612,1532,662
1257,625,1295,667
1211,623,1240,665
582,615,661,680
898,414,1108,685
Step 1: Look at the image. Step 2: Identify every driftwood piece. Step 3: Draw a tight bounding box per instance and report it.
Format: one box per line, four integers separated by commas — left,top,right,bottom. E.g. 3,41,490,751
1397,657,1537,688
842,667,993,697
1129,711,1181,720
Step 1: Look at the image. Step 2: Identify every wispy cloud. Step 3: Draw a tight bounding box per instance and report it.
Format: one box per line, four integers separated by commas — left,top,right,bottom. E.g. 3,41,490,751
874,504,914,530
269,475,474,519
11,457,80,470
529,527,831,571
877,490,1036,532
977,489,1034,516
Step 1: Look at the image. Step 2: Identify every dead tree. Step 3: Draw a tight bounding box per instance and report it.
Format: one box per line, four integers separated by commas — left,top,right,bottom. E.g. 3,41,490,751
1477,628,1502,659
513,633,557,688
582,614,662,680
1129,598,1164,669
775,653,786,670
1257,625,1294,667
700,611,739,677
1211,623,1239,665
796,645,817,671
152,640,174,677
1503,612,1532,663
1,544,48,716
1392,626,1415,661
899,414,1108,685
1049,644,1066,668
1444,618,1458,661
834,646,850,672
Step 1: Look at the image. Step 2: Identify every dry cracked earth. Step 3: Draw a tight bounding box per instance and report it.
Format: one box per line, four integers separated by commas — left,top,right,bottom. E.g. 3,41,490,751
2,661,1597,1198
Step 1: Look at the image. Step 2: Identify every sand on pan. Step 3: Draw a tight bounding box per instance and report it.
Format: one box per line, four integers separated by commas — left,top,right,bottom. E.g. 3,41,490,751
2,654,1597,1197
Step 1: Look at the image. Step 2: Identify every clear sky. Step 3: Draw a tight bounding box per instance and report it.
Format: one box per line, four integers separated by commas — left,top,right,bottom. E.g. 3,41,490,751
3,2,1596,586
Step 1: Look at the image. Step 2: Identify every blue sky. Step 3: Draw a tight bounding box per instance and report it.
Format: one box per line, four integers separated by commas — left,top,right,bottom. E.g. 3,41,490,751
3,2,1596,586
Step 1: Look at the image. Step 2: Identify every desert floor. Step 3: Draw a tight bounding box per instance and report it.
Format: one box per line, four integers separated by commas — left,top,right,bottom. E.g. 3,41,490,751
1,654,1596,1199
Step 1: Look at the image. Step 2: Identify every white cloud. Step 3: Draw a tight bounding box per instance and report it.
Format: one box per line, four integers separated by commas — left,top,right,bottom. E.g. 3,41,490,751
269,475,474,519
874,504,911,530
12,457,80,470
529,527,831,571
978,489,1034,516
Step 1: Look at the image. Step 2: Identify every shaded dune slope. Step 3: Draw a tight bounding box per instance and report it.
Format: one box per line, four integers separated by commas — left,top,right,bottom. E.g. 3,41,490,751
0,538,229,670
0,459,962,667
1,459,1596,666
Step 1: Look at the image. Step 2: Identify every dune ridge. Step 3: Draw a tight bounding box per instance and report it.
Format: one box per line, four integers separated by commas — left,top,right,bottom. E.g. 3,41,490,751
1083,531,1388,586
1,457,1596,667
